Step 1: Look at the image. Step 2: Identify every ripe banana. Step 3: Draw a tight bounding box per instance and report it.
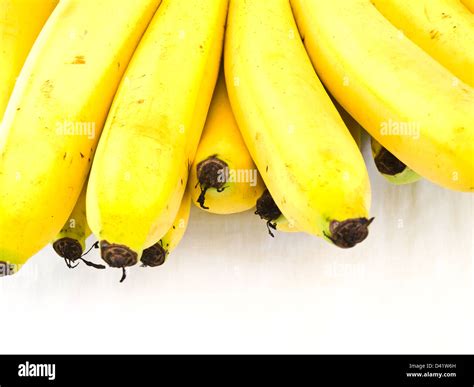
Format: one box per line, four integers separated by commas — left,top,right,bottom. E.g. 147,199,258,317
371,137,421,185
291,0,474,192
0,0,162,266
461,0,474,13
51,183,104,270
0,0,58,120
371,0,474,87
225,0,372,248
87,0,228,269
52,183,91,263
333,93,420,185
141,188,192,267
189,70,265,215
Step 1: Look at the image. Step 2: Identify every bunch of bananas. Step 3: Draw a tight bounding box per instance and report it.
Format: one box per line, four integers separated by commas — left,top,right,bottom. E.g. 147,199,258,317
1,0,472,278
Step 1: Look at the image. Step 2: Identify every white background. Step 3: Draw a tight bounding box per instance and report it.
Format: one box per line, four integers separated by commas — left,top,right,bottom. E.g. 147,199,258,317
0,139,473,354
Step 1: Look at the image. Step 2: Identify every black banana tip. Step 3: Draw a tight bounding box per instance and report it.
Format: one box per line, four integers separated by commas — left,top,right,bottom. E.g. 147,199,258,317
141,242,168,267
374,146,407,176
326,217,375,248
53,237,83,261
255,189,282,237
100,240,138,268
255,189,281,221
196,156,228,209
197,156,229,190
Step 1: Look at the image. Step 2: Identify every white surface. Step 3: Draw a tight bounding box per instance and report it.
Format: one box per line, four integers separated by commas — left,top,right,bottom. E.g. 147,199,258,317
0,141,473,354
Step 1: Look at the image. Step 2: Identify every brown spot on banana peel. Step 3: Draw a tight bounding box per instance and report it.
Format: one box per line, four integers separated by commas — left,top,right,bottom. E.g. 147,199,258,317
325,217,375,248
40,80,53,98
71,55,86,65
255,189,281,237
374,146,407,176
141,242,168,267
429,29,440,40
196,156,229,210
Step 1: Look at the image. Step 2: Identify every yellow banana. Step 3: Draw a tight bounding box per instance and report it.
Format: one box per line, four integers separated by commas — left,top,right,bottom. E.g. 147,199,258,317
371,0,474,87
0,0,162,266
461,0,474,13
333,94,420,185
225,0,372,248
291,0,474,192
52,183,90,262
141,188,192,267
0,0,58,120
189,70,265,214
371,137,421,185
87,0,228,269
51,182,104,269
